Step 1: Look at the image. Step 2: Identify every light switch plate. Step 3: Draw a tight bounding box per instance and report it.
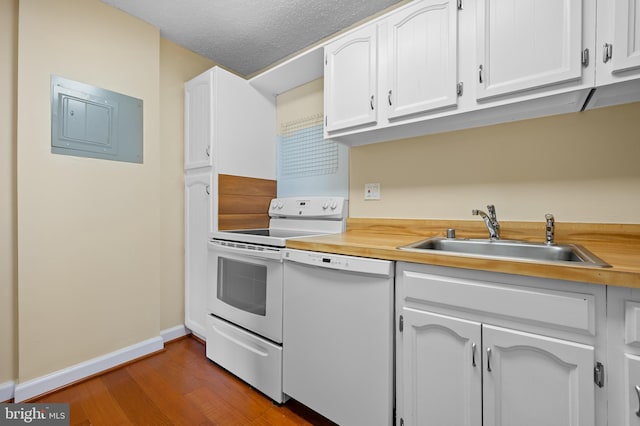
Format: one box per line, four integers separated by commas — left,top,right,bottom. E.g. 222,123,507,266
364,183,380,200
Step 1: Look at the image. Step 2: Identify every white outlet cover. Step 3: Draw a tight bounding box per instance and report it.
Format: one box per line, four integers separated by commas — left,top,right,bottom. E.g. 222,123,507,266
364,183,380,200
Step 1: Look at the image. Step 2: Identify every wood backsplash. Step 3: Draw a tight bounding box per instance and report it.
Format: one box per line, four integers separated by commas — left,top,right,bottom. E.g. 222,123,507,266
218,174,276,230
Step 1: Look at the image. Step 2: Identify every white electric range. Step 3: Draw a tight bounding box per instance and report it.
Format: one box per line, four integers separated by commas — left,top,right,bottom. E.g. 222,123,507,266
205,196,347,403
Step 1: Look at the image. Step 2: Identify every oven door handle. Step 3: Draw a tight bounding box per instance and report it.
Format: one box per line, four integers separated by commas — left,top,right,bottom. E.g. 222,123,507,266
208,240,283,261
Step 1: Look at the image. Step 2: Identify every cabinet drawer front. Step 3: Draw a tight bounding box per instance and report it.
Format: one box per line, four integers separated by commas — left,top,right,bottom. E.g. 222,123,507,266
403,270,595,334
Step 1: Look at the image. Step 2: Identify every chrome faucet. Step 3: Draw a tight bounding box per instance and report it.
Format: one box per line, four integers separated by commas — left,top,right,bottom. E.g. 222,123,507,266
545,213,555,245
472,204,500,240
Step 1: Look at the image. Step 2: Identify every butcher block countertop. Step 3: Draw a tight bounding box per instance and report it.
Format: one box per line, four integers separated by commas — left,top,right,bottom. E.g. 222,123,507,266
285,218,640,288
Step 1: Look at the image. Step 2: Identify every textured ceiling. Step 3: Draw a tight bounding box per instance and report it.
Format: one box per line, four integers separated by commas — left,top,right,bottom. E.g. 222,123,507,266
100,0,404,77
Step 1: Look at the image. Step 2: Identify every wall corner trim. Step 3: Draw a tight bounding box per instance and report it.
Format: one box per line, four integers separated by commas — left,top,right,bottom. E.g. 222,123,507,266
13,336,164,402
161,324,191,343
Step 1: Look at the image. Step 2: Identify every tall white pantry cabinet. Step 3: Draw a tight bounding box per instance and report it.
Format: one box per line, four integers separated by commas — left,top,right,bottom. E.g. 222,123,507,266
184,66,276,339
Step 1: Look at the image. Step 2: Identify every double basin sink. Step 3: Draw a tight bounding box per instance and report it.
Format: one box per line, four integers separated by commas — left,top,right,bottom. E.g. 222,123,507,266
399,237,611,268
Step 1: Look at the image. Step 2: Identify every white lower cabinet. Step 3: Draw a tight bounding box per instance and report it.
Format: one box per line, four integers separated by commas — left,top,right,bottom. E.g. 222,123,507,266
399,308,481,426
396,262,606,426
483,325,594,426
607,287,640,426
184,171,214,339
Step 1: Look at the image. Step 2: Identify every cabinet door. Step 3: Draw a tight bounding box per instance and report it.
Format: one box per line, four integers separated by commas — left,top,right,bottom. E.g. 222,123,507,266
386,0,459,120
475,0,584,100
184,172,213,338
611,0,640,74
483,324,595,426
607,288,640,426
623,353,640,426
213,68,276,180
184,71,212,170
324,25,377,133
398,307,481,426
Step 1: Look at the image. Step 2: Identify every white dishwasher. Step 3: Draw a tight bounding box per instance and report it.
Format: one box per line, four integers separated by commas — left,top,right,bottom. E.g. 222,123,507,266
283,249,394,426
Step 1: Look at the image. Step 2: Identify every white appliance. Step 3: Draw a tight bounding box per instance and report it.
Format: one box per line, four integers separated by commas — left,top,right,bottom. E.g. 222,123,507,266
205,196,347,403
283,249,395,426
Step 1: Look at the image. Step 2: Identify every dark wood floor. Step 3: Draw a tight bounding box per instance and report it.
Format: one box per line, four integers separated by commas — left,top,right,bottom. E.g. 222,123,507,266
34,336,336,425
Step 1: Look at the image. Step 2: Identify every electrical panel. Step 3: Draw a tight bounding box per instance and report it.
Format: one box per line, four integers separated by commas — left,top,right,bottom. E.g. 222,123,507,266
51,75,143,163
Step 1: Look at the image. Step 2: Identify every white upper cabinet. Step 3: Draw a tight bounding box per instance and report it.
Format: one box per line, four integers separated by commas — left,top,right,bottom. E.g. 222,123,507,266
321,0,599,146
184,71,213,170
324,25,378,133
184,67,276,178
386,0,459,120
589,0,640,108
605,0,640,75
475,0,585,100
325,0,460,140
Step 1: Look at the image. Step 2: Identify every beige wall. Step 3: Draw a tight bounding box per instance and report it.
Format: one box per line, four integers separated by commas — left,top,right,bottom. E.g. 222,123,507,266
0,0,18,388
1,0,215,391
17,0,161,382
276,79,324,129
159,39,214,330
278,82,640,224
350,102,640,223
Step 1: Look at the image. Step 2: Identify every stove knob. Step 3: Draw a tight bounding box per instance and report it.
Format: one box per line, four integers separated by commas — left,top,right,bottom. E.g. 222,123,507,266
270,199,278,210
322,200,329,210
277,200,284,209
330,199,339,210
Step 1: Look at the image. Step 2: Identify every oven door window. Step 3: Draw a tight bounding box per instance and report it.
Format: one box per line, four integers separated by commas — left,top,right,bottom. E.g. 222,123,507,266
217,257,267,316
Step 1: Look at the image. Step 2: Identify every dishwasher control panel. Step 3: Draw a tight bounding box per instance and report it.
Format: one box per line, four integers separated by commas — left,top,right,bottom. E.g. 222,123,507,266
284,249,393,276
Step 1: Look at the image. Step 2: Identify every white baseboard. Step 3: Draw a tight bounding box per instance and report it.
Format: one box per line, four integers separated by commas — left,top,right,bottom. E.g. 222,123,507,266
13,336,163,402
0,380,15,402
161,324,190,343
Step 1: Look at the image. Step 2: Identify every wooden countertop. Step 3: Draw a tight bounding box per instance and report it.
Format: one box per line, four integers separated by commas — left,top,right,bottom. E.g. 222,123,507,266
285,218,640,288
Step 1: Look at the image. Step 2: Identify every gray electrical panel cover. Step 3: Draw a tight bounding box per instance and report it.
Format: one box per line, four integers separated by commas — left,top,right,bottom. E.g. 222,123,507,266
51,75,143,163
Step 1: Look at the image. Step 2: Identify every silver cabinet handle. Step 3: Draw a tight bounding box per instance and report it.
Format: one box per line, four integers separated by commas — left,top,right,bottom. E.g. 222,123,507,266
635,385,640,417
581,48,590,67
370,95,375,110
472,343,477,367
603,43,613,63
478,65,484,84
205,185,210,195
388,90,393,106
487,347,492,372
206,146,211,157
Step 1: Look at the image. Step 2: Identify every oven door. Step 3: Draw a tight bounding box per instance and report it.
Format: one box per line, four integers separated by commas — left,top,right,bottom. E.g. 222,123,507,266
207,240,283,343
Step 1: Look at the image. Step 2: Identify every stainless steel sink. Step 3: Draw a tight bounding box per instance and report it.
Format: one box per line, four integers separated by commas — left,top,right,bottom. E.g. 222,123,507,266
399,237,611,267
